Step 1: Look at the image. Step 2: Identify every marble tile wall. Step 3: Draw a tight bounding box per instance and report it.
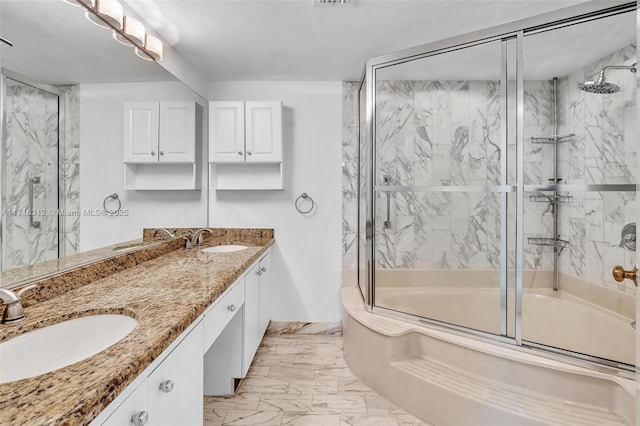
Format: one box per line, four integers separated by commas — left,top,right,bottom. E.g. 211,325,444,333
342,44,637,296
2,82,80,270
555,44,637,294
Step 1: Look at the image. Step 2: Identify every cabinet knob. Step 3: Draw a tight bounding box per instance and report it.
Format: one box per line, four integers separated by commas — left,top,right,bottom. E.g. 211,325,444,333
247,151,252,156
131,411,149,426
257,270,263,276
159,151,164,156
261,267,267,272
228,304,236,312
159,379,174,393
150,151,156,156
237,151,243,156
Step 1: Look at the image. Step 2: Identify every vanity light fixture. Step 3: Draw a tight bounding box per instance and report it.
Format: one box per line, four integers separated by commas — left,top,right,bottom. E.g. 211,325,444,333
85,0,124,30
135,34,163,61
61,0,163,62
113,16,145,47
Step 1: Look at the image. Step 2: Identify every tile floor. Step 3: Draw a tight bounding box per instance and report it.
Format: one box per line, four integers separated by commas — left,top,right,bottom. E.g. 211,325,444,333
204,333,431,425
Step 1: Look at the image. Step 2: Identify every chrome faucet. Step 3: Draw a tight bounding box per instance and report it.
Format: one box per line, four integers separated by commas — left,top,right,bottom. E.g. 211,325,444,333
618,223,636,251
0,285,37,324
152,228,175,239
192,228,212,246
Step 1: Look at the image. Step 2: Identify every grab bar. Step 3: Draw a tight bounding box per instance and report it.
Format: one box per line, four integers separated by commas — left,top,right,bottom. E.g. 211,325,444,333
383,175,391,229
29,176,41,229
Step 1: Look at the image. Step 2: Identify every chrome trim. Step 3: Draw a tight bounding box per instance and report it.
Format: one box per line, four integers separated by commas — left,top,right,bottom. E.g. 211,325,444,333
365,2,634,69
523,341,634,374
366,62,375,311
374,185,515,193
515,31,524,345
499,39,509,337
356,75,365,304
524,184,636,192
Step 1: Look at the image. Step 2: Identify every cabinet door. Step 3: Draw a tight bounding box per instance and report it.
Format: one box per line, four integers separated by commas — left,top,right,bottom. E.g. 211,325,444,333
245,101,282,163
124,102,159,164
210,101,245,163
243,263,261,376
101,380,149,426
258,251,272,336
158,102,196,163
148,322,203,426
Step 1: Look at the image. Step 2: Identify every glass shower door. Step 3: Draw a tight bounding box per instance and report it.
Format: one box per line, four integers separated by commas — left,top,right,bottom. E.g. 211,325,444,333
1,76,60,270
371,38,515,337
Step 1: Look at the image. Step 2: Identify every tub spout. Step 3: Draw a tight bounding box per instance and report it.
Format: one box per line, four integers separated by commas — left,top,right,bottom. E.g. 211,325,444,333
631,321,636,329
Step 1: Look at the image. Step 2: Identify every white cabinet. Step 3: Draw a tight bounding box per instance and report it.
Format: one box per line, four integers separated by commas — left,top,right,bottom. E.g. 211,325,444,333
99,322,203,426
124,102,195,164
245,102,282,163
123,101,201,190
242,250,272,376
209,102,245,163
209,101,283,190
147,322,203,426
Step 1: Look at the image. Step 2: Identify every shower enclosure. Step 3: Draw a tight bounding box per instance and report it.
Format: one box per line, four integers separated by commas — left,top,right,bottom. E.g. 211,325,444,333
354,2,637,370
0,71,63,271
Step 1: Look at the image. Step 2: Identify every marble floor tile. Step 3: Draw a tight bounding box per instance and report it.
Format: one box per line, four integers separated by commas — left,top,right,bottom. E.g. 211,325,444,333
223,409,283,425
312,395,368,414
275,344,316,355
288,379,339,395
240,378,290,394
204,330,432,426
281,413,341,425
258,394,314,411
339,414,400,426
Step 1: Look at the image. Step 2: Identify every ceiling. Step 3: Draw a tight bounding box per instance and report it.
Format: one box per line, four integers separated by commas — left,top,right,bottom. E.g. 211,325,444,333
126,0,592,81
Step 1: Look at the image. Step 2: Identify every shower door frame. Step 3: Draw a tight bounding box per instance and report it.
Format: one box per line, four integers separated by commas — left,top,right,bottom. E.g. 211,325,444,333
0,68,66,271
359,0,638,375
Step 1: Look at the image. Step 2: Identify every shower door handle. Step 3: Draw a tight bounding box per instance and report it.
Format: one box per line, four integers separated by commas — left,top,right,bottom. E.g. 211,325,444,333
29,177,41,229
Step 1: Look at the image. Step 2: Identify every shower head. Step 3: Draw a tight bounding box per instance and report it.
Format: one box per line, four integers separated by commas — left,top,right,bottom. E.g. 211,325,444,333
578,62,637,94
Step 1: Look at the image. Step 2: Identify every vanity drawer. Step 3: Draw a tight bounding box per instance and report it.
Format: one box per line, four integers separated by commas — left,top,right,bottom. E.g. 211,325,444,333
203,279,244,352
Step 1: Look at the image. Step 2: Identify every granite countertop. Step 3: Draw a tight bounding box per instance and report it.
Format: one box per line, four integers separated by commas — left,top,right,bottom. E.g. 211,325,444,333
0,232,274,425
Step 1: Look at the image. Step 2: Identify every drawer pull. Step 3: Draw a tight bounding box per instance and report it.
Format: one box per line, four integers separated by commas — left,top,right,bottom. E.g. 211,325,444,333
228,304,236,312
150,151,156,156
260,267,267,272
131,411,149,426
159,379,174,393
257,270,263,276
237,151,243,155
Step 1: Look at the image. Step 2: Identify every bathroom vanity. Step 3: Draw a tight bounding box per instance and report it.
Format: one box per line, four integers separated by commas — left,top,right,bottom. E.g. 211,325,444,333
0,228,273,426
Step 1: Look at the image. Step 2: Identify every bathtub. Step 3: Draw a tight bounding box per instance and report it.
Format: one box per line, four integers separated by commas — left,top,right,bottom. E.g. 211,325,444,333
342,284,636,425
376,286,635,365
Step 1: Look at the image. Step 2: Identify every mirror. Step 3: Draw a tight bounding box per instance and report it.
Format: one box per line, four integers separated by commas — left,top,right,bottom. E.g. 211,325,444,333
0,0,208,288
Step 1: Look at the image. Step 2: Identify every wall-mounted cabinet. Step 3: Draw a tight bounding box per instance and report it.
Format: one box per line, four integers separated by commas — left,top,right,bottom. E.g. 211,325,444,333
209,101,283,190
123,101,200,190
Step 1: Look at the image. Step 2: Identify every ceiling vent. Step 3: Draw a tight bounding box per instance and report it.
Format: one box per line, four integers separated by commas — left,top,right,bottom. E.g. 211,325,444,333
312,0,353,6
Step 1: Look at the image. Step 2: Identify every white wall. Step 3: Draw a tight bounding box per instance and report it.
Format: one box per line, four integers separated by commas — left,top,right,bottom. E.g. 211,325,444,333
80,81,208,251
208,81,342,322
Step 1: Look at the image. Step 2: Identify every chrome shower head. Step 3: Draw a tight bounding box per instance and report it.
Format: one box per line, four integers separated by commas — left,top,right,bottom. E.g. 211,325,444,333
578,62,637,94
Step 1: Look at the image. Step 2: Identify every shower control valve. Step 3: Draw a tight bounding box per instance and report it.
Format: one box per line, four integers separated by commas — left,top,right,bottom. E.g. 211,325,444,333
612,265,637,287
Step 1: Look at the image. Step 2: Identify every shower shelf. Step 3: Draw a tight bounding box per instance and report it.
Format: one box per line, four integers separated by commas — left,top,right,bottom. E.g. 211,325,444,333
530,134,575,144
527,237,570,249
529,194,573,203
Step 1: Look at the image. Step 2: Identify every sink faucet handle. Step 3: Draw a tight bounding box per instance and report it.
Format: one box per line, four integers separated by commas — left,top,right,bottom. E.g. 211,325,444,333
183,235,194,250
16,284,37,299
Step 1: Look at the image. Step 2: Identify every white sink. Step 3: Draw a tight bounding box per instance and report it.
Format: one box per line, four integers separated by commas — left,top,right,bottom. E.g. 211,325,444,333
0,314,137,384
202,245,248,253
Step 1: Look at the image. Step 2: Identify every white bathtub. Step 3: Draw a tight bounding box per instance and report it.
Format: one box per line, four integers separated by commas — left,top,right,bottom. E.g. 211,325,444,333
376,286,635,365
343,286,636,425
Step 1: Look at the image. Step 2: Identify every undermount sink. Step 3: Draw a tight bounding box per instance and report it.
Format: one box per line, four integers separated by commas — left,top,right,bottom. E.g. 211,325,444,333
0,314,137,384
202,245,249,253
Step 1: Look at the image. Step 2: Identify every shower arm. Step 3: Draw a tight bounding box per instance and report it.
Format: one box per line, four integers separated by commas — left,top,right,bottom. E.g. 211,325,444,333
596,63,637,83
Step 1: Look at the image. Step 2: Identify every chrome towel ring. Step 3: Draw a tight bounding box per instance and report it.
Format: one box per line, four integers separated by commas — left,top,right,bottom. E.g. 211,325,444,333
295,193,315,214
103,193,122,214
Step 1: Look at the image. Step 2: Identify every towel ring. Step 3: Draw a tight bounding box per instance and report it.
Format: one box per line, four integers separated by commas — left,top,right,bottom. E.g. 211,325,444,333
295,193,315,214
103,193,122,214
